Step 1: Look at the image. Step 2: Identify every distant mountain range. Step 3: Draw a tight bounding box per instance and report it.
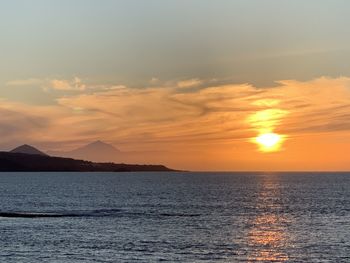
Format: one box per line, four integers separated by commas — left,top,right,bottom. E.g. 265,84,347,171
0,143,175,172
48,141,122,162
11,144,48,156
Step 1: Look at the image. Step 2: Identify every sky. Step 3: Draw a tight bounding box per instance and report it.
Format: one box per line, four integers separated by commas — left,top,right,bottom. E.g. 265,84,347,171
1,0,350,170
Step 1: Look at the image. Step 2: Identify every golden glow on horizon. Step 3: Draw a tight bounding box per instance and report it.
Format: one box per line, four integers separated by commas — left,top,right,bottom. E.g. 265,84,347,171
255,133,284,152
2,76,350,170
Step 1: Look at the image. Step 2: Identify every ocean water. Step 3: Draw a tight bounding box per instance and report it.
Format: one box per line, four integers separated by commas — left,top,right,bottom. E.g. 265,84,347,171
0,172,349,262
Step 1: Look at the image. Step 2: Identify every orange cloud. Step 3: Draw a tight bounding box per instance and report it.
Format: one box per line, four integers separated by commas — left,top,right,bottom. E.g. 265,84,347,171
1,77,350,170
50,77,86,91
6,77,87,91
177,78,202,88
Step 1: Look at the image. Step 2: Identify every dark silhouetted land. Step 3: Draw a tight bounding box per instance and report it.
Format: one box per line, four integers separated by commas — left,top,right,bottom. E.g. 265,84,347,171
0,151,174,172
11,144,48,156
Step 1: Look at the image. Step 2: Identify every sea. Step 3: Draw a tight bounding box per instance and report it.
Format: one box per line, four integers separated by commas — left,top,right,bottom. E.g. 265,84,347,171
0,172,348,262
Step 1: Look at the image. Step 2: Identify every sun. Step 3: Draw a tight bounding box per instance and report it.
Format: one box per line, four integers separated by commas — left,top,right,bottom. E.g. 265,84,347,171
254,132,284,152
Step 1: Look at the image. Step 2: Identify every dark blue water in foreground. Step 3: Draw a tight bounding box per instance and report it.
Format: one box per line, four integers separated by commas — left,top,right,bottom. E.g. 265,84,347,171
0,172,349,262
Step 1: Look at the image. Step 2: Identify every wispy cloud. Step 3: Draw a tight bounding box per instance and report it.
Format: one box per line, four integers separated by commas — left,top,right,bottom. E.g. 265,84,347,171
6,76,87,91
50,77,86,91
177,78,202,89
1,76,350,170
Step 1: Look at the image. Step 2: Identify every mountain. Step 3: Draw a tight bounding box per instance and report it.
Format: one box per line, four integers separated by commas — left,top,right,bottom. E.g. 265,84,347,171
0,151,175,172
48,141,121,162
10,144,48,156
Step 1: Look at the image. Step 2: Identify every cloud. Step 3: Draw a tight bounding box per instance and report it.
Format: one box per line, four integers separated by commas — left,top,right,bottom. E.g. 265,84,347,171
150,77,160,84
0,100,54,148
54,77,350,147
6,77,87,91
50,77,86,91
1,76,350,170
177,78,202,88
4,76,350,145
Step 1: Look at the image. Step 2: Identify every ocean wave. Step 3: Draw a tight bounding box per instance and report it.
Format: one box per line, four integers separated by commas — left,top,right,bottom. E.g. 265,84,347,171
0,209,201,219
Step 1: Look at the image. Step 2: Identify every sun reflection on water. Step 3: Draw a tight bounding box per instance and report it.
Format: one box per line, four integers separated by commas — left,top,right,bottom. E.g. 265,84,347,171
248,214,289,262
246,175,292,262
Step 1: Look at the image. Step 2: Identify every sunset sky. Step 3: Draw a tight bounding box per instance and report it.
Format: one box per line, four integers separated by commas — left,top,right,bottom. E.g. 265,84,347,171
1,0,350,171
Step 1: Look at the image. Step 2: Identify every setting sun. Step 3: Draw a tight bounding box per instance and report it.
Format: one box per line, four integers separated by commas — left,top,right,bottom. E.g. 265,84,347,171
1,1,350,262
255,133,284,152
